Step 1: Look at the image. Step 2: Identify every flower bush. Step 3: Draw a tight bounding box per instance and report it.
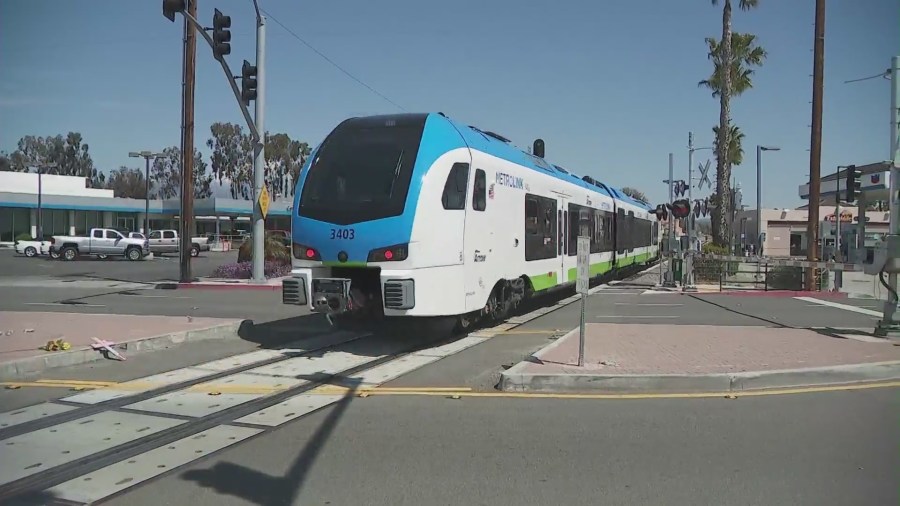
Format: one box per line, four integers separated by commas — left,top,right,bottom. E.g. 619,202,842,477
211,260,292,279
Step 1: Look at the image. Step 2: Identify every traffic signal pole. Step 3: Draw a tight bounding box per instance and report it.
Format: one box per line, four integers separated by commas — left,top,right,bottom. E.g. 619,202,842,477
164,0,266,283
251,13,266,284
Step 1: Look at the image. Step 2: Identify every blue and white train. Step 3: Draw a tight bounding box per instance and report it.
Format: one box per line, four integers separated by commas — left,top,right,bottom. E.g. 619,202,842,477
282,112,660,328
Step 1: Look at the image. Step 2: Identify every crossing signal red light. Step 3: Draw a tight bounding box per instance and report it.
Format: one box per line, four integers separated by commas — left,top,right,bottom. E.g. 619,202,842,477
669,199,691,219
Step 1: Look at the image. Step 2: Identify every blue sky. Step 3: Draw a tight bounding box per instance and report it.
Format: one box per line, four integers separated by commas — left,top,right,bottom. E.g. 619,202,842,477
1,0,896,207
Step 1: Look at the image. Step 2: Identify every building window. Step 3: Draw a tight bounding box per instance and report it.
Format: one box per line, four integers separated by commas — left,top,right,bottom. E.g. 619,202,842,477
0,207,31,241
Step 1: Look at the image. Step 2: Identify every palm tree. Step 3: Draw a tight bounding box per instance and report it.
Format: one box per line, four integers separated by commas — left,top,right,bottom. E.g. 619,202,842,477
707,0,760,246
712,123,746,167
699,33,767,99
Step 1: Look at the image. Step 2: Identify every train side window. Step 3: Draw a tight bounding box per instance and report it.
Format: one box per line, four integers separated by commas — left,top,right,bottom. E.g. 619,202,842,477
616,208,625,254
557,210,563,255
627,211,635,250
441,163,469,210
472,169,486,211
524,193,557,261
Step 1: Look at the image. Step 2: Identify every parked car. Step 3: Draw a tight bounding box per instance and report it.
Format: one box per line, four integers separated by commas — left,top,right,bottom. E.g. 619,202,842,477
49,228,150,261
146,229,210,257
97,231,147,259
14,238,51,258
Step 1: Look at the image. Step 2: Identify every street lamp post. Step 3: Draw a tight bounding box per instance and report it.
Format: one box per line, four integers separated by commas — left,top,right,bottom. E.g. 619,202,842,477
756,145,780,284
756,145,781,255
30,162,58,241
129,151,165,236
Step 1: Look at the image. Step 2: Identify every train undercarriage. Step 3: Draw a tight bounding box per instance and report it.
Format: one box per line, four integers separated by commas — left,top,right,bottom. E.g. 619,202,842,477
286,258,656,334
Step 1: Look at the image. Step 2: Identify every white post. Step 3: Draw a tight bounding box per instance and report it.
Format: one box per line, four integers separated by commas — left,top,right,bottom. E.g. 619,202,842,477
251,13,267,282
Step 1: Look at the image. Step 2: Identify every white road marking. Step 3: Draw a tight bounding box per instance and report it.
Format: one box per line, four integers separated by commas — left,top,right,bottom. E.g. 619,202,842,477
794,297,884,317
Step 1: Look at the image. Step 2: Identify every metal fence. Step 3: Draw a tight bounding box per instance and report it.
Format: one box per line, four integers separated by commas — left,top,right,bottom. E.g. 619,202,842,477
692,254,832,291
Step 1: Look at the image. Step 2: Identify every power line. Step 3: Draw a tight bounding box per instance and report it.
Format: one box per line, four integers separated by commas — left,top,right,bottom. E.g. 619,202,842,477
259,7,407,112
844,69,890,84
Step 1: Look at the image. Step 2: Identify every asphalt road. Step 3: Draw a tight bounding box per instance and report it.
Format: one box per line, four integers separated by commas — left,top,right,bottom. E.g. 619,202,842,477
0,248,236,283
102,388,896,506
0,265,895,505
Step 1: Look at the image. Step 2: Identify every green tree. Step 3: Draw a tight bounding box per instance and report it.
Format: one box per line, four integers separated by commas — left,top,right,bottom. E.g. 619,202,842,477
1,133,105,186
106,166,149,199
620,186,649,203
705,0,761,247
207,122,254,199
265,133,311,200
150,146,213,199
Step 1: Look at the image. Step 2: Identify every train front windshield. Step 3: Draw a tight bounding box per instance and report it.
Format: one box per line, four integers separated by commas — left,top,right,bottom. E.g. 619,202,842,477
298,115,426,226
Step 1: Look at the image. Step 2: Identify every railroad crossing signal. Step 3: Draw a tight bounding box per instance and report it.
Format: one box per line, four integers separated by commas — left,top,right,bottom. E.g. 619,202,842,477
669,199,691,219
845,164,860,202
654,203,669,221
258,185,270,219
698,160,712,190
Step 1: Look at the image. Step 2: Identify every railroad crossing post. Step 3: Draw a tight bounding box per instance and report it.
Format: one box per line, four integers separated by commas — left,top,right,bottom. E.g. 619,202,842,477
663,153,677,288
874,55,900,337
576,236,590,367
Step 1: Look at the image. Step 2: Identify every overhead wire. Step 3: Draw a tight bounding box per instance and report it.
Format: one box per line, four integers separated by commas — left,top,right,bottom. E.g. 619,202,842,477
258,7,407,112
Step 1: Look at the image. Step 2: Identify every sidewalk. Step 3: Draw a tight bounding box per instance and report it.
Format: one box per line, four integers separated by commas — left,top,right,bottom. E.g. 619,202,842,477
500,323,900,393
0,311,243,380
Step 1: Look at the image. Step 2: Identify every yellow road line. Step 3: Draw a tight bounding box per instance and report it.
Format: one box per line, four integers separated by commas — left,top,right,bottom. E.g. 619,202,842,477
35,379,119,386
306,381,900,400
5,379,896,399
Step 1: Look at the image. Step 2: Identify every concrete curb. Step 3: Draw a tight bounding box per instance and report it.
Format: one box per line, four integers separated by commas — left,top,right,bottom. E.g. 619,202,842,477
0,320,245,381
499,359,900,394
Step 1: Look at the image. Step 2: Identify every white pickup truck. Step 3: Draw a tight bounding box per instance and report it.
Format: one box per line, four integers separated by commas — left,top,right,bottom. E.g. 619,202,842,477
49,228,150,261
147,229,210,257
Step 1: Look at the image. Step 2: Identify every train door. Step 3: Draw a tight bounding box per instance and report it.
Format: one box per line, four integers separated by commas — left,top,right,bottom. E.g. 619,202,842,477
463,166,492,311
558,197,569,284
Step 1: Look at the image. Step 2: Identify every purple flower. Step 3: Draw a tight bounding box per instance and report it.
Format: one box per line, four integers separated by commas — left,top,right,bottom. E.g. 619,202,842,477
212,261,292,279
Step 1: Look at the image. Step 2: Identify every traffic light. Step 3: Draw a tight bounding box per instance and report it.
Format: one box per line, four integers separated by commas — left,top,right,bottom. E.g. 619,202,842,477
212,9,232,60
669,199,691,219
241,60,258,106
162,0,185,22
845,164,860,202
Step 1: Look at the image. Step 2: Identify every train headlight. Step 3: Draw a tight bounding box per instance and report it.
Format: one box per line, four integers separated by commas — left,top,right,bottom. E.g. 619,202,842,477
367,244,408,262
292,243,321,261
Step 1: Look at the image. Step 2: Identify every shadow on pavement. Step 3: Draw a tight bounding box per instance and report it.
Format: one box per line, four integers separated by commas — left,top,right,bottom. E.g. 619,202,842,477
181,378,362,505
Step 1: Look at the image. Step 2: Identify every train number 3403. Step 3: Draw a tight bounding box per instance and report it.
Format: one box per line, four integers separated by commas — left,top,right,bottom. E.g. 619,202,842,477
330,228,355,240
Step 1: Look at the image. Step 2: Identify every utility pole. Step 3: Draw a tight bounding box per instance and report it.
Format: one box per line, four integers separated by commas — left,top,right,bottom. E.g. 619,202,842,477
806,0,826,290
178,0,198,283
29,162,57,241
251,6,267,283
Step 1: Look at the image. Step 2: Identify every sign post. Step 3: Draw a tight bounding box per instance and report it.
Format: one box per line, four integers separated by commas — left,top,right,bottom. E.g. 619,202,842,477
576,236,590,367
